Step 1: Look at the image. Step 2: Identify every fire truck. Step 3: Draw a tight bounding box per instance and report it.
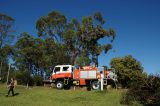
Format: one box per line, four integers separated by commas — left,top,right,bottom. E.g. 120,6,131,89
51,65,117,90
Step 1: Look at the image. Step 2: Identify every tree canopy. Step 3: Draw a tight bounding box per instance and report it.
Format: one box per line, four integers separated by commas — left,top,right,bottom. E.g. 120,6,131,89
36,10,116,66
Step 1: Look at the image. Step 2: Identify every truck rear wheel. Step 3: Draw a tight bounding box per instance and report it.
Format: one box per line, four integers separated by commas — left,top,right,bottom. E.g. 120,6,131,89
56,81,64,89
91,81,99,90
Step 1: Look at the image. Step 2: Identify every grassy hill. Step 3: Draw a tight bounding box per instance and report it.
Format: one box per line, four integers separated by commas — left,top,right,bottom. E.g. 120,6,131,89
0,84,125,106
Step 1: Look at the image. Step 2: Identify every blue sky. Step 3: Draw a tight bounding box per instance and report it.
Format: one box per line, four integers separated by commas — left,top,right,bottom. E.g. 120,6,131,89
1,0,160,74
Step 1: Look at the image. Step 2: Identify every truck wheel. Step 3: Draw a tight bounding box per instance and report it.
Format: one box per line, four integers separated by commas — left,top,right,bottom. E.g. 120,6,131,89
91,81,99,90
56,81,64,89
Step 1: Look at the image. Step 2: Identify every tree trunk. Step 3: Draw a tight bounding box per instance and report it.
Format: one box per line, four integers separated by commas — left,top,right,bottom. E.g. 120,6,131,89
6,64,10,86
26,82,29,89
0,61,2,80
96,55,99,67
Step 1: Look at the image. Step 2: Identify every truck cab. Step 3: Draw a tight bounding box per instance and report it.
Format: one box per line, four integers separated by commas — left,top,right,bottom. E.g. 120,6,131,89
51,65,73,89
52,65,73,79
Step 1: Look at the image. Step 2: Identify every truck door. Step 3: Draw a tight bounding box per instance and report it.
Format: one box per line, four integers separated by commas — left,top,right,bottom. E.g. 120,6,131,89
53,67,61,79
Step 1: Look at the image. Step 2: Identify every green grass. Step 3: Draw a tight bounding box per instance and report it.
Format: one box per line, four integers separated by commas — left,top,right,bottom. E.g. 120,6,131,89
0,84,125,106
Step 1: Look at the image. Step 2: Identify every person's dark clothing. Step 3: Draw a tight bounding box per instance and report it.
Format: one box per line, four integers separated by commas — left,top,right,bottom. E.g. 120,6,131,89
8,86,14,96
7,80,15,96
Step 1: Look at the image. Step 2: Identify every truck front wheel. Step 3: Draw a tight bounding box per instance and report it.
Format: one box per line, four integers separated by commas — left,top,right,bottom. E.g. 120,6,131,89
56,81,64,89
91,81,99,90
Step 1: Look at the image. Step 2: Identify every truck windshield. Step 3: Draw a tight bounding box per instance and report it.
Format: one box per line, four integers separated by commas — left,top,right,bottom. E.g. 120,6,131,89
62,67,69,71
54,67,60,73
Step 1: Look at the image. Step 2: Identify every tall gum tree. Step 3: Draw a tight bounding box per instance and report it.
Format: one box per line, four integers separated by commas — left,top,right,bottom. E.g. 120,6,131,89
0,13,15,81
36,11,116,66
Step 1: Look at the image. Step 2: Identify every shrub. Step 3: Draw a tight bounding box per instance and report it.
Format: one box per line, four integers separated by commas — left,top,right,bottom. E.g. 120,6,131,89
15,71,31,85
33,75,43,86
28,77,34,86
121,74,160,105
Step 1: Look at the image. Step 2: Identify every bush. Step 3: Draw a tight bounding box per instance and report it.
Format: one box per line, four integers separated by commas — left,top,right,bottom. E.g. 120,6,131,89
14,70,44,86
33,75,43,86
28,77,34,86
15,71,31,85
121,74,160,105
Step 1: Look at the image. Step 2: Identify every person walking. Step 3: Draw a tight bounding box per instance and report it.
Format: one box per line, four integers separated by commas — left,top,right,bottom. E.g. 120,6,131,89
6,78,15,97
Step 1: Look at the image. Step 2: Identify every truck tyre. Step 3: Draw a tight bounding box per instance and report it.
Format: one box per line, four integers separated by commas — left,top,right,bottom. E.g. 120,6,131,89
91,81,99,90
56,81,64,89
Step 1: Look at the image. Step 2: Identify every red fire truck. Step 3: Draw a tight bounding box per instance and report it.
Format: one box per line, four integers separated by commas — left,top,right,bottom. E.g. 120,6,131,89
51,65,117,90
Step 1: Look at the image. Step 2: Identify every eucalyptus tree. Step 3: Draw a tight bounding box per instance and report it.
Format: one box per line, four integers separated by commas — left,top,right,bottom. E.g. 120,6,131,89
14,32,35,74
0,13,15,81
36,11,67,42
0,13,15,48
63,12,116,66
36,10,116,66
13,32,45,85
78,12,115,66
0,45,13,81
